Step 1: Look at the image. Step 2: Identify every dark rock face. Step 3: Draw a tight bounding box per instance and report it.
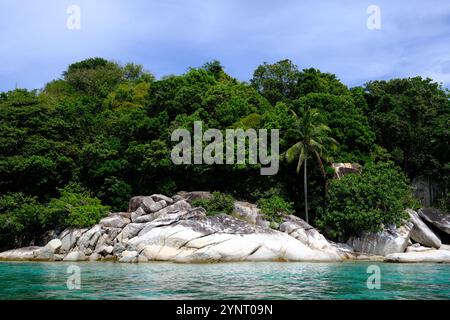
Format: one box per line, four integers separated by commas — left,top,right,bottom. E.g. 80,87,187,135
419,208,450,235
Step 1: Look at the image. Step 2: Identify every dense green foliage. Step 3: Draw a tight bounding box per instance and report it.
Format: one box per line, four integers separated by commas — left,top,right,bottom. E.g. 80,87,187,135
44,184,109,229
0,184,108,250
317,162,419,237
192,192,235,216
0,192,43,250
0,57,448,248
364,78,450,182
436,194,450,212
257,195,294,225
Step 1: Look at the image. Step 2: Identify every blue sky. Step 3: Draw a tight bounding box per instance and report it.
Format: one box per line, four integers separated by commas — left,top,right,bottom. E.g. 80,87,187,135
1,0,450,91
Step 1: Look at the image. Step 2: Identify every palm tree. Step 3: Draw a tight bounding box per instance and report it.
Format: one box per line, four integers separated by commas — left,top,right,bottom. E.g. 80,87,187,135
284,108,337,224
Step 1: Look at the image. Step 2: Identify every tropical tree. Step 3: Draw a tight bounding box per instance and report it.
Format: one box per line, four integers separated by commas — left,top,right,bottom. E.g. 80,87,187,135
284,108,337,223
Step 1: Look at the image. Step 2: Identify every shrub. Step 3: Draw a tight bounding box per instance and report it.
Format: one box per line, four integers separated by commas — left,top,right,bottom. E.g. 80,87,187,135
43,183,109,228
192,192,234,216
257,195,294,224
316,161,418,237
0,193,44,249
436,193,450,212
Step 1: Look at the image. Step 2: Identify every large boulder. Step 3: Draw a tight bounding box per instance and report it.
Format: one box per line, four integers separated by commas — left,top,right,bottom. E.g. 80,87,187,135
120,223,146,240
130,207,146,222
128,196,145,212
77,225,102,250
34,238,63,260
407,209,441,248
59,228,87,253
118,250,139,263
279,215,348,259
63,250,88,262
43,239,62,254
0,247,41,261
418,208,450,235
128,209,342,263
406,243,436,253
385,250,450,263
150,194,174,205
347,222,413,256
232,201,269,227
100,213,130,229
129,194,174,212
279,216,332,251
141,197,167,213
132,200,192,224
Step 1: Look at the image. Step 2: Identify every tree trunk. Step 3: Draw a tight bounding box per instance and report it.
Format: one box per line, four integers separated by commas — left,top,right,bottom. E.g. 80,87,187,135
304,158,308,224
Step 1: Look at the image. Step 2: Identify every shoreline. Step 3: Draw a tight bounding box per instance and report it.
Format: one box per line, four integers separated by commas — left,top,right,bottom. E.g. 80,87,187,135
1,193,449,264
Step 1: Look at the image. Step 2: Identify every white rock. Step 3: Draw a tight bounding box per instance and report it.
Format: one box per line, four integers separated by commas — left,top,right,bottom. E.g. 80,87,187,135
406,244,436,253
279,216,331,251
89,253,100,261
100,214,130,229
407,209,441,248
150,194,174,205
0,247,41,261
385,250,450,263
44,239,62,254
137,254,148,263
120,223,146,240
141,197,164,213
348,222,413,256
63,251,87,261
119,250,138,263
77,225,102,249
59,228,87,253
135,214,342,263
233,201,260,224
133,214,156,224
130,207,146,222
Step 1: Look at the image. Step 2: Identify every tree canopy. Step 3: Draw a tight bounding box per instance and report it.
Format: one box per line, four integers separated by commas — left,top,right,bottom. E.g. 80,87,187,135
0,58,448,248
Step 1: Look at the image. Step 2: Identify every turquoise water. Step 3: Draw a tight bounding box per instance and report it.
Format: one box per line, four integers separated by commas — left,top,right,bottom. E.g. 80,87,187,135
0,261,449,299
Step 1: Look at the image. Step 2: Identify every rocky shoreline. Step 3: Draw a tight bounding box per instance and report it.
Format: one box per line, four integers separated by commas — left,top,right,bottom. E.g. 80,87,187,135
1,192,449,263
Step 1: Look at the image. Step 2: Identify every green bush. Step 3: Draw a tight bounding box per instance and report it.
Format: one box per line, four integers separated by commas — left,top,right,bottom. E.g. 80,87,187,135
317,161,418,237
0,193,44,249
43,183,109,228
436,193,450,212
257,195,294,224
192,192,234,216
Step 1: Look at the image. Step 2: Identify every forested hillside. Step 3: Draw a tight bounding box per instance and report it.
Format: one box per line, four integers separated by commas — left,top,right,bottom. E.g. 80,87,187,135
0,58,448,249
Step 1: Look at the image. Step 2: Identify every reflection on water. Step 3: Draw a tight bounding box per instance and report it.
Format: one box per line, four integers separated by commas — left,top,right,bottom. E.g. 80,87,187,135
0,261,449,299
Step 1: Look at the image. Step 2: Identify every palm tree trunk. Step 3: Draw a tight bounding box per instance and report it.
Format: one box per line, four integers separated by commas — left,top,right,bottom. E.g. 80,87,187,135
304,158,308,223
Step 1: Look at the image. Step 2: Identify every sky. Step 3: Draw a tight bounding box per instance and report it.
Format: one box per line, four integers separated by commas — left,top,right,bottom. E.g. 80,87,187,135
1,0,450,92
